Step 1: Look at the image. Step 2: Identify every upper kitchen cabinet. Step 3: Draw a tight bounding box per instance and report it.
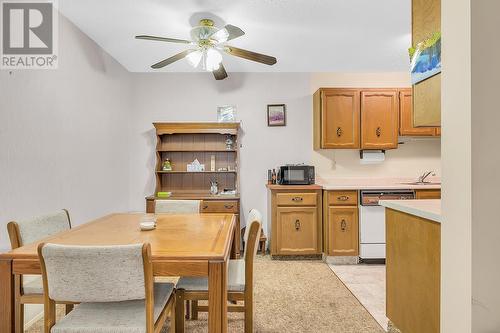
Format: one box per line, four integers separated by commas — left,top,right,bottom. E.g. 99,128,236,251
399,89,440,136
360,90,399,149
313,89,360,149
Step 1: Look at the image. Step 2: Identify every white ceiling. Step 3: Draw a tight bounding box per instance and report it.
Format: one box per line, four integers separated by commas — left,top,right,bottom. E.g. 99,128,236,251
58,0,411,73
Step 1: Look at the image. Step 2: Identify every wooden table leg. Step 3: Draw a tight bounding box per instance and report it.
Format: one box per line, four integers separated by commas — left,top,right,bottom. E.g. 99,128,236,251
208,260,228,333
0,259,14,333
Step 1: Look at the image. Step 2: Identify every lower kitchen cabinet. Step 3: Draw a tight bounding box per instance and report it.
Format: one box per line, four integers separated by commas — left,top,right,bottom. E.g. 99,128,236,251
327,206,359,256
267,185,323,257
276,207,319,255
324,190,359,257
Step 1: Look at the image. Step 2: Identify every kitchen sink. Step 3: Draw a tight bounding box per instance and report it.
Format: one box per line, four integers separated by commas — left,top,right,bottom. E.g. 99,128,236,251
399,181,441,185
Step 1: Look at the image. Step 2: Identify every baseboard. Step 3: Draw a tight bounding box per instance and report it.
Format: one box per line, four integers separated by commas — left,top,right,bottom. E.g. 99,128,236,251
324,255,359,265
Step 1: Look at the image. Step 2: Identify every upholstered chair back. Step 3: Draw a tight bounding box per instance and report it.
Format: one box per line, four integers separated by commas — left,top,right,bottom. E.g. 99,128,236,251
243,208,262,254
243,209,262,258
12,210,70,247
155,200,200,214
39,243,147,303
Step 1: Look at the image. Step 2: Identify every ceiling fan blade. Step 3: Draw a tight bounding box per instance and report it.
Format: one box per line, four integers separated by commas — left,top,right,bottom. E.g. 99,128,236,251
224,25,245,41
209,24,245,43
213,63,228,80
151,49,195,69
135,35,191,44
224,46,277,65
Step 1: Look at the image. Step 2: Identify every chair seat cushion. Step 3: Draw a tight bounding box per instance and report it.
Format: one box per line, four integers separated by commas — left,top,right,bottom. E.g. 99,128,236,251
176,259,245,292
22,275,43,295
50,282,174,333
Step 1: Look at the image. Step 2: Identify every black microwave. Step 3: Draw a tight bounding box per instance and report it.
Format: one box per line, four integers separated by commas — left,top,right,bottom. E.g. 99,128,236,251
278,165,315,185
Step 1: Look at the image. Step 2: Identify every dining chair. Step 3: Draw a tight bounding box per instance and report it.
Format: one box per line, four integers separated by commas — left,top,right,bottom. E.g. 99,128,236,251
175,208,262,333
37,242,176,333
6,209,74,333
155,199,200,214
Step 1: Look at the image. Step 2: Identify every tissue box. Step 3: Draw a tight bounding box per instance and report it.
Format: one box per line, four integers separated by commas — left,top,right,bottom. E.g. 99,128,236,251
187,164,205,172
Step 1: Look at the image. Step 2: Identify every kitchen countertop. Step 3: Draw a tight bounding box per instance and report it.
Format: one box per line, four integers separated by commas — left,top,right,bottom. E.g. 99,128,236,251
316,177,441,190
379,199,441,223
266,184,323,190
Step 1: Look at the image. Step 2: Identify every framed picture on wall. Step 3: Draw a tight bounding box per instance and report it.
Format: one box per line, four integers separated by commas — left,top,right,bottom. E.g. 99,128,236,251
267,104,286,126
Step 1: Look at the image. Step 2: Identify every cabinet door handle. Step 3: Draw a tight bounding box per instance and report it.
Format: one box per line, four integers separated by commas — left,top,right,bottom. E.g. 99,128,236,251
202,205,209,210
336,127,343,137
376,127,382,137
291,197,303,202
338,195,349,201
224,204,234,209
341,219,347,231
295,219,301,231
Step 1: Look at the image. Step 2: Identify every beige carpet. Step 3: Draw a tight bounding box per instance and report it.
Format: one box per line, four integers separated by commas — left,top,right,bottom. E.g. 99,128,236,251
27,256,383,333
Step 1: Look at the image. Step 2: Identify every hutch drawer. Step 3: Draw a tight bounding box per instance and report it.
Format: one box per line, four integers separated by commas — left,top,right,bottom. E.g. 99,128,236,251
200,200,239,213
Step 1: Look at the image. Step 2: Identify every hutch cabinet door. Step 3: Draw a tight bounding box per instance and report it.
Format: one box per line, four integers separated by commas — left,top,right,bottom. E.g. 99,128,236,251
399,89,437,136
328,206,359,256
276,207,319,255
360,90,399,149
320,89,360,149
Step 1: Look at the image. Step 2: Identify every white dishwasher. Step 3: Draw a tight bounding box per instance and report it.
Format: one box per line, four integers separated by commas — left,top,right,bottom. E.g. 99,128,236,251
359,190,415,262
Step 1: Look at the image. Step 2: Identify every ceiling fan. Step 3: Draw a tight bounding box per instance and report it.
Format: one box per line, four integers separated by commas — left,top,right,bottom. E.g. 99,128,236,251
135,18,277,80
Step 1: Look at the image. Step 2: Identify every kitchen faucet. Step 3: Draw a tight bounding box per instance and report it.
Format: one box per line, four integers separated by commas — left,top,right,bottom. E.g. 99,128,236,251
418,171,434,183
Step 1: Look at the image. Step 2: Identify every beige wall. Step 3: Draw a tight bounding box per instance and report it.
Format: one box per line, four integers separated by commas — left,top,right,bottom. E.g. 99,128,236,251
471,0,500,331
0,14,132,326
441,0,472,331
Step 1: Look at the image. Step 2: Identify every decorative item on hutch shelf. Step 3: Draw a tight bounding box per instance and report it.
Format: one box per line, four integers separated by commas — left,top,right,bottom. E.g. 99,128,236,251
162,158,172,171
209,178,219,195
267,104,286,126
225,135,234,150
267,169,273,185
187,159,205,172
210,155,216,171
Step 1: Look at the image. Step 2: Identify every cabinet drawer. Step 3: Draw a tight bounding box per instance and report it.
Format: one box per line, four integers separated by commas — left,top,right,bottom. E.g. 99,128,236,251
200,200,239,213
328,191,358,206
276,193,317,206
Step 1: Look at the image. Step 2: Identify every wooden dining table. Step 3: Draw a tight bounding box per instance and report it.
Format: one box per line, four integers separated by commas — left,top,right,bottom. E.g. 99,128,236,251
0,212,235,333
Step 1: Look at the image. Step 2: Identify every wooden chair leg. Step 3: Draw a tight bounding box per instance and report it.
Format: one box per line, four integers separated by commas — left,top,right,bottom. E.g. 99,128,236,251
14,275,24,333
175,290,185,333
185,300,190,319
65,304,74,314
169,301,176,333
244,293,253,333
14,298,23,333
191,300,199,320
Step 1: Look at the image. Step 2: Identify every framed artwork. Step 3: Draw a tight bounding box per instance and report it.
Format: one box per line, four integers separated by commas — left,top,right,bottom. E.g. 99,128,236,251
410,32,441,85
217,105,236,122
267,104,286,126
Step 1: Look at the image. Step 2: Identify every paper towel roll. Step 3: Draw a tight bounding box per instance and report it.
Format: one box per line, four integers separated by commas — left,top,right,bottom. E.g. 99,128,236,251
360,150,385,164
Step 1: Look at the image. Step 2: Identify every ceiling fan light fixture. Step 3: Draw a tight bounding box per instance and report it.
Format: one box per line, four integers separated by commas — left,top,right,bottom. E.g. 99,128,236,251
203,48,222,71
210,28,230,43
186,50,203,67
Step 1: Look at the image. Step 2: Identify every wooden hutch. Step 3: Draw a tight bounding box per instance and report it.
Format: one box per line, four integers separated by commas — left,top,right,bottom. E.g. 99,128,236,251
145,122,241,257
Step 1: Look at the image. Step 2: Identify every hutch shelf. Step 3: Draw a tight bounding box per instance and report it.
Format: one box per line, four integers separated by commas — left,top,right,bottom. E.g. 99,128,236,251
145,122,242,257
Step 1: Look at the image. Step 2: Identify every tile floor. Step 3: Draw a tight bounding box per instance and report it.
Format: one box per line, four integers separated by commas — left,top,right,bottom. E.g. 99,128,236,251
328,264,388,331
